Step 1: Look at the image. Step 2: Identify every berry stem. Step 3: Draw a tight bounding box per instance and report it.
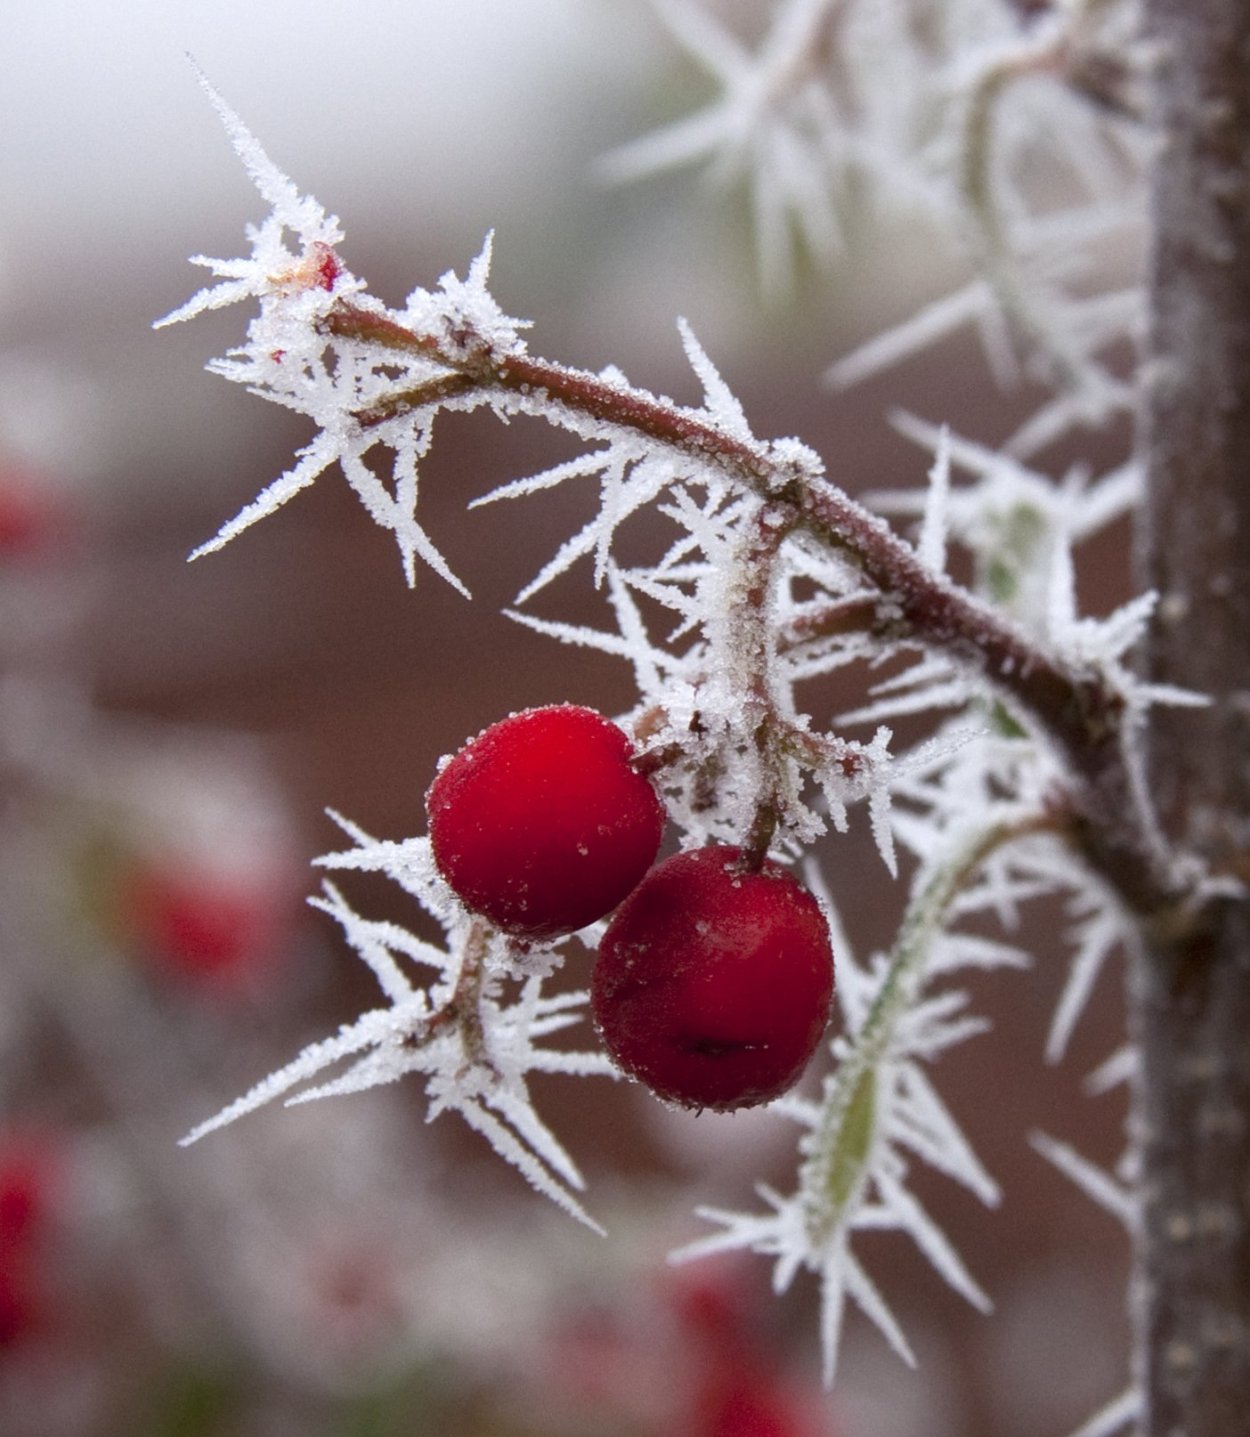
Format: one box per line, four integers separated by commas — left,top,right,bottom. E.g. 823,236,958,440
450,918,495,1075
403,918,496,1074
729,504,796,867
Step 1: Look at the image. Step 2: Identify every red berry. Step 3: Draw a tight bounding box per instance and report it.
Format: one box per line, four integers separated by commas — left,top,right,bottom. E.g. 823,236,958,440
592,847,834,1111
0,1138,56,1250
426,705,665,940
692,1371,813,1437
120,863,287,989
0,1135,60,1349
0,464,71,561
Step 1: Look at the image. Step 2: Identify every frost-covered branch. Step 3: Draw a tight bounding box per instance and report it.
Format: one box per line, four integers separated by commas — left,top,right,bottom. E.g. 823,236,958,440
335,284,1176,916
157,76,1184,922
154,35,1226,1411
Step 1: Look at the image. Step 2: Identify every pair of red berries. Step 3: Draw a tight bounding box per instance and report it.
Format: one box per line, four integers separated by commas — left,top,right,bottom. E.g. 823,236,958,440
426,705,834,1111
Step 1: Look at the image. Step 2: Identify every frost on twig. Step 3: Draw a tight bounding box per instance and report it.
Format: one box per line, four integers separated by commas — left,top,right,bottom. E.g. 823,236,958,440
155,72,522,591
159,81,923,869
181,817,613,1231
157,71,1183,914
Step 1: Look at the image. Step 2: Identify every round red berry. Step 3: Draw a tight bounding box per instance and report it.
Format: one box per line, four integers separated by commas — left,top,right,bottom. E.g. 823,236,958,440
592,847,834,1111
426,705,665,940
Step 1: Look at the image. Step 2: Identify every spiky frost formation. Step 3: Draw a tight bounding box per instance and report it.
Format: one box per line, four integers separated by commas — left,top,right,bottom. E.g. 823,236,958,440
182,815,614,1231
161,51,1199,1396
613,0,1148,447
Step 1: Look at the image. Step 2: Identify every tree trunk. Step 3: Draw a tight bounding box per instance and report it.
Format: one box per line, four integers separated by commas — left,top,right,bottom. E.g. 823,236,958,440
1136,1,1250,1432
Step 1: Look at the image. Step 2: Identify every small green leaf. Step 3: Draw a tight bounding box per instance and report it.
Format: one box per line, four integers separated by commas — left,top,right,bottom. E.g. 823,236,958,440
826,1064,877,1219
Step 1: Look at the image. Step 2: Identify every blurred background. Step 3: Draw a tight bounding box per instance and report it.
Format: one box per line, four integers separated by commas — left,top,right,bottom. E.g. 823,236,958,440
0,2,1133,1433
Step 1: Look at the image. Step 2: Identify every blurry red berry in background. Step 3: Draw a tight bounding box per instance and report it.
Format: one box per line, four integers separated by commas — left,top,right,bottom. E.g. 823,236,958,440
0,464,73,562
427,704,665,940
537,1260,842,1437
667,1264,751,1349
118,862,289,991
666,1263,837,1437
0,1147,51,1250
593,846,834,1111
691,1369,819,1437
0,1134,61,1348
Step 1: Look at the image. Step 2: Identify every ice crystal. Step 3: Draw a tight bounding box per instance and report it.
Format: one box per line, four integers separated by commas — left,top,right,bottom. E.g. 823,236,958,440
1031,1109,1139,1437
619,0,1147,435
181,816,613,1231
602,0,849,293
1065,1390,1143,1437
1029,1131,1134,1229
157,78,524,591
157,64,352,327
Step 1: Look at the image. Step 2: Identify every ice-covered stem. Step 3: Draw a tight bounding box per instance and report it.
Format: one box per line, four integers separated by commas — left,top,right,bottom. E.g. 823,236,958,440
325,299,1180,918
957,0,1140,390
720,501,794,867
775,593,880,650
1133,0,1250,1430
437,917,495,1073
628,501,872,863
800,809,1054,1243
961,0,1139,242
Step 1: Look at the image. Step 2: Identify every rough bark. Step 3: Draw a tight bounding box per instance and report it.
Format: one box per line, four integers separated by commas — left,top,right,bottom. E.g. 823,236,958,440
1136,1,1250,1431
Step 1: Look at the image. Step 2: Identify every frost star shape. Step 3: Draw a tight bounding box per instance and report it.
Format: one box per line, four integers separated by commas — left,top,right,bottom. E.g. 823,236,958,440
181,815,615,1231
155,70,525,591
601,0,852,294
